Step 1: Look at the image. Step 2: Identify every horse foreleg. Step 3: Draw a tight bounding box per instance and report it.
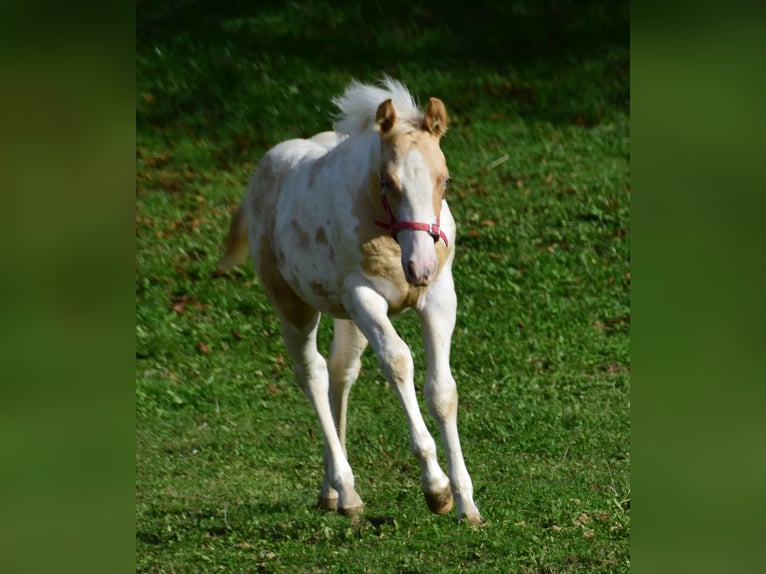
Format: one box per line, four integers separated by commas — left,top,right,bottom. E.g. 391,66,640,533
280,313,364,516
344,281,452,516
418,274,484,526
318,319,368,510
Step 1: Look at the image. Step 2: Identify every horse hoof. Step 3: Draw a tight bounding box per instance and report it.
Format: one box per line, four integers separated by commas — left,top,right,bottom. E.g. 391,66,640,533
337,504,364,518
424,487,454,515
462,514,488,528
317,495,338,511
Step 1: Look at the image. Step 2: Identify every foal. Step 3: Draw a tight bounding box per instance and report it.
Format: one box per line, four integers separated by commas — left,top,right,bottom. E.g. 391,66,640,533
218,78,483,525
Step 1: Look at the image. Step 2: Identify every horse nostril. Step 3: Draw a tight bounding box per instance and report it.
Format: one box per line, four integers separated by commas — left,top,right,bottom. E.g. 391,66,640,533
407,260,417,278
406,259,436,286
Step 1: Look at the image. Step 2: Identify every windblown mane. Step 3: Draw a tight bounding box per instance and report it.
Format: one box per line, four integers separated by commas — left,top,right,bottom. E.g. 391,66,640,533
332,76,422,136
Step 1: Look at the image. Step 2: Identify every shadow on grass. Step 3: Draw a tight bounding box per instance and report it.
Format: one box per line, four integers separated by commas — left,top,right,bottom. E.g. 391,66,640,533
137,0,629,144
138,0,627,63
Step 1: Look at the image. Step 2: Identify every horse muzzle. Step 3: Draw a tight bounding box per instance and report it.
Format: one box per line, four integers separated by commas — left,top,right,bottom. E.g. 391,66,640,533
405,256,436,286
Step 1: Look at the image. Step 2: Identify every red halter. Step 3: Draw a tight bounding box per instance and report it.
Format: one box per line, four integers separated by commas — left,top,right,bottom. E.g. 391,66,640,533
373,181,449,247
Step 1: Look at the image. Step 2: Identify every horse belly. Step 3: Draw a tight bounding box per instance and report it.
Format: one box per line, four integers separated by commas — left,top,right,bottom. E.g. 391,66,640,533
275,235,349,319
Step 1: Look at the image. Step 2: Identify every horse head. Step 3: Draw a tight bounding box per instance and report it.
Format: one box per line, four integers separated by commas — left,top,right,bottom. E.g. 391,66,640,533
374,97,450,287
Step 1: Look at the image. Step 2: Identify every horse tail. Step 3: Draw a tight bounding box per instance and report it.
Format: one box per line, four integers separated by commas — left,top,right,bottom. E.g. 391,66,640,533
216,200,250,273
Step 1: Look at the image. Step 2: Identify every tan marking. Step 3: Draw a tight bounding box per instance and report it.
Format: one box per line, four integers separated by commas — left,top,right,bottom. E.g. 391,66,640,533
423,97,448,137
429,387,458,421
315,227,328,245
387,353,412,386
375,99,397,135
434,237,450,275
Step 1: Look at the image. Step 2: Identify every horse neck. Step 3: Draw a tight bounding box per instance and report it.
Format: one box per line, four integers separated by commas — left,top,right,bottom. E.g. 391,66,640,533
331,130,381,197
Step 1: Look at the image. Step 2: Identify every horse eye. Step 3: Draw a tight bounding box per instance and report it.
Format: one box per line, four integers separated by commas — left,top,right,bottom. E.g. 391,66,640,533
445,178,451,186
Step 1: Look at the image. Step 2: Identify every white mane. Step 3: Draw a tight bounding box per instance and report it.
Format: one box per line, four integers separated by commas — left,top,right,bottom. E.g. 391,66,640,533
332,76,422,136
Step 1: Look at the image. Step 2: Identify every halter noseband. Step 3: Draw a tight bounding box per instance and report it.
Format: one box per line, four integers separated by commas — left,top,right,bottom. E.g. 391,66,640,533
373,176,449,247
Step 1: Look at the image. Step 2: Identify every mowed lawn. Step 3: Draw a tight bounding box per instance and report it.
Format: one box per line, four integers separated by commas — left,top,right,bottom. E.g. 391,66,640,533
136,2,629,572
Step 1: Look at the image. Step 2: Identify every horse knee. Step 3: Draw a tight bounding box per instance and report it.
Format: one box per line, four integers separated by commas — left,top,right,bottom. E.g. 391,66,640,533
425,378,458,422
412,430,438,461
295,355,329,396
328,355,361,387
381,343,414,387
389,353,413,385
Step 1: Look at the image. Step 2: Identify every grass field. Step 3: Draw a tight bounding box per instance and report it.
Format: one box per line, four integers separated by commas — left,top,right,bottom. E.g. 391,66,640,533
136,1,630,571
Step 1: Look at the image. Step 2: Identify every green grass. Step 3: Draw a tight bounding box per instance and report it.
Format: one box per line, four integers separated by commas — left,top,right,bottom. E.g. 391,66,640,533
137,1,629,571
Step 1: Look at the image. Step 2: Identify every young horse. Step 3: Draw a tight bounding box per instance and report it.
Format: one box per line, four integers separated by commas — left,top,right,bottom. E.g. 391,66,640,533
218,78,484,525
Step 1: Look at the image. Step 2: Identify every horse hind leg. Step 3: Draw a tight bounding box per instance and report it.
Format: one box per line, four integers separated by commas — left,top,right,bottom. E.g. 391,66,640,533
279,313,364,516
254,235,363,515
318,319,368,510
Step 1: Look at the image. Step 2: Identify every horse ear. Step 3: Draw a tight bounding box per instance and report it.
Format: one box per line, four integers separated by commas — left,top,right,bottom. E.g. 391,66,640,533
423,97,448,137
375,99,397,135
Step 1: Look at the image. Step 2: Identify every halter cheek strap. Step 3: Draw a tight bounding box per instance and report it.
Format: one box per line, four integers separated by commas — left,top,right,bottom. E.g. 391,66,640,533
373,183,449,247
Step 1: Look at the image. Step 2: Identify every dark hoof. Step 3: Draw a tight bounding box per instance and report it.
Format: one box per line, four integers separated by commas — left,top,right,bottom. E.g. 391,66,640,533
424,486,454,515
